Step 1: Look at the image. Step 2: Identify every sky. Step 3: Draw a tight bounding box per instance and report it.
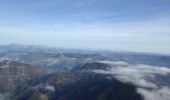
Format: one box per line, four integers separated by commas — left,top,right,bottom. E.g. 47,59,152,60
0,0,170,54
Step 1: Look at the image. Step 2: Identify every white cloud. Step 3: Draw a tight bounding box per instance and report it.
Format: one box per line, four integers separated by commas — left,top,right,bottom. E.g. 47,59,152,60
33,84,55,92
45,85,55,92
137,87,170,100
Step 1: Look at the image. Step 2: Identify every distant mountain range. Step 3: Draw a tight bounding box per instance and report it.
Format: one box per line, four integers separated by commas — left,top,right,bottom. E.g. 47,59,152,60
0,44,170,100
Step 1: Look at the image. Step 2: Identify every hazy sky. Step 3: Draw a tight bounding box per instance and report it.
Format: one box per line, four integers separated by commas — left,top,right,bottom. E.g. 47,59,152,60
0,0,170,54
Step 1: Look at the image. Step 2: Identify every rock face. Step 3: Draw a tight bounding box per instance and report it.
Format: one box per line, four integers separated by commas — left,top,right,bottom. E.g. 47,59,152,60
0,60,46,93
0,60,45,76
27,93,48,100
14,73,142,100
73,62,110,72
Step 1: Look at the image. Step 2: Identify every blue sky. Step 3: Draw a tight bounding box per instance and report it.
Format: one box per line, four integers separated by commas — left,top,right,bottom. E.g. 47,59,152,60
0,0,170,54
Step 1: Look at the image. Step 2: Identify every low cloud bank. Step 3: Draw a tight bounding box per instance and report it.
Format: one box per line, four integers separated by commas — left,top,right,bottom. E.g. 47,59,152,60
97,61,129,66
33,84,55,92
93,61,170,100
